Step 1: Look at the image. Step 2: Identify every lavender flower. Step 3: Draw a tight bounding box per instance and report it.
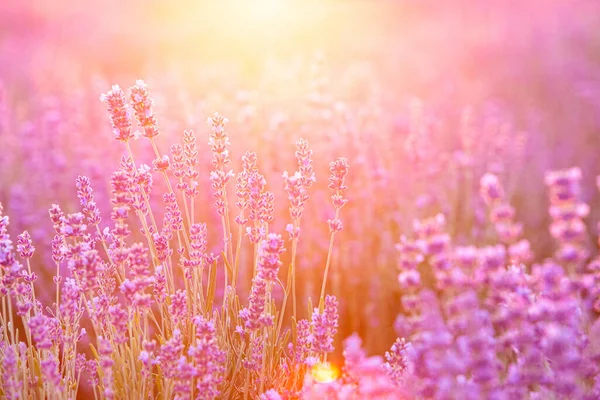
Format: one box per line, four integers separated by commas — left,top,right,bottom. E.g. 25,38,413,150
189,315,226,399
100,85,133,142
311,295,339,355
129,80,159,138
208,112,234,216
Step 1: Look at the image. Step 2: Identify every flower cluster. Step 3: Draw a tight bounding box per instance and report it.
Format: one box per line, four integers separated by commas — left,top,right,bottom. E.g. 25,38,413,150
283,139,316,239
327,157,349,233
480,172,533,263
208,113,234,217
545,167,589,268
311,295,339,356
239,233,285,332
100,85,133,142
129,79,160,138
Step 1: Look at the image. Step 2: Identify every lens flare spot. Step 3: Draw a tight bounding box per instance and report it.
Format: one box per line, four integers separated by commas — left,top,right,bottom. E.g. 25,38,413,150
311,362,340,383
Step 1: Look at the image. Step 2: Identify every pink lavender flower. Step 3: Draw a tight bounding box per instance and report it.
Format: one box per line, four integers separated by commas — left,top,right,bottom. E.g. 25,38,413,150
238,233,285,332
413,214,451,256
67,244,102,291
159,329,185,379
257,233,285,281
282,139,316,236
182,130,200,197
97,336,115,399
108,304,128,345
128,163,153,216
153,232,172,263
283,171,309,221
59,212,87,237
29,315,53,349
41,353,63,390
48,204,65,234
328,158,350,234
86,358,99,388
545,167,582,203
311,295,339,355
139,340,158,380
16,230,34,259
385,338,409,385
240,276,270,332
110,168,134,210
396,236,424,291
545,167,588,268
129,80,159,138
170,144,186,181
189,223,208,260
109,168,133,244
76,175,101,226
2,345,20,399
170,289,188,326
208,112,234,216
100,85,133,141
242,334,264,371
259,191,275,225
295,138,316,189
180,223,207,278
172,357,194,400
163,192,183,233
344,334,402,398
60,277,83,325
292,318,314,365
245,170,269,243
189,315,226,399
235,151,257,226
210,170,234,216
50,234,64,266
152,263,166,296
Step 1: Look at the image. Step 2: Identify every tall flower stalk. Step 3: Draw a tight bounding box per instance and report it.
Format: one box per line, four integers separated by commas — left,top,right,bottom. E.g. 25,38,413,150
319,157,349,309
280,138,315,327
208,113,235,285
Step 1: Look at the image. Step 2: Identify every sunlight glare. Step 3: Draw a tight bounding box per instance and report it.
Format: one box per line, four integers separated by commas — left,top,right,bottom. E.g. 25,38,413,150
311,362,340,383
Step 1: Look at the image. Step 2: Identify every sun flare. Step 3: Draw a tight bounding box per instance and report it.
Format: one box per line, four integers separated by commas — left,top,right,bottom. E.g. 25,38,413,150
311,362,341,384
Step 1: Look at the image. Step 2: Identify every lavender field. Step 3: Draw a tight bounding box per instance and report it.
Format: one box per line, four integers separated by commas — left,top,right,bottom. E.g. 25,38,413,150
2,0,600,398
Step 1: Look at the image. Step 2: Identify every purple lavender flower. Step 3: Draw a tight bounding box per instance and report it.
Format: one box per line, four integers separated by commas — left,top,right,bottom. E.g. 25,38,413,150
100,85,133,142
76,176,102,226
385,338,409,385
129,80,159,138
256,233,285,282
188,315,226,399
311,295,339,355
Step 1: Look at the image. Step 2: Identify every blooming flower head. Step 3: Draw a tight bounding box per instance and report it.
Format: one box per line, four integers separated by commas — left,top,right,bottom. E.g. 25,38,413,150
328,157,350,198
311,295,339,355
76,176,101,226
16,230,35,259
129,80,159,138
189,315,226,399
295,138,316,189
208,112,234,216
257,233,285,282
100,84,133,141
207,112,231,169
385,338,409,385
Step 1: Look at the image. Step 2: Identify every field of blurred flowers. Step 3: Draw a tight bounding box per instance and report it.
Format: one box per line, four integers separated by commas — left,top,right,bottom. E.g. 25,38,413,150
3,0,600,398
